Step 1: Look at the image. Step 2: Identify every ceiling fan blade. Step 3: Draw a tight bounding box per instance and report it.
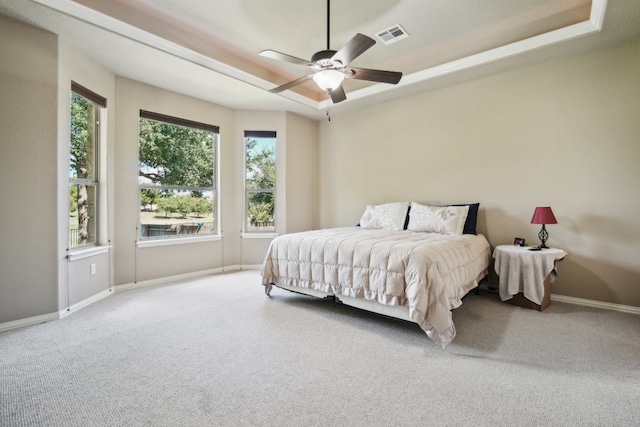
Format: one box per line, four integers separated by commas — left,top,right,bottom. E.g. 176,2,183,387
328,84,347,104
260,50,312,67
349,67,403,85
268,74,314,93
331,33,376,66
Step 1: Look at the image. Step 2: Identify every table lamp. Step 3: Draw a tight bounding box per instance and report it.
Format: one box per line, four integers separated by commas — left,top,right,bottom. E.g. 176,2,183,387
531,206,557,249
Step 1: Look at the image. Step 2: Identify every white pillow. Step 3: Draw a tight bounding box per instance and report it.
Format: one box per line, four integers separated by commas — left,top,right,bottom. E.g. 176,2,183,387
359,202,409,231
407,203,470,235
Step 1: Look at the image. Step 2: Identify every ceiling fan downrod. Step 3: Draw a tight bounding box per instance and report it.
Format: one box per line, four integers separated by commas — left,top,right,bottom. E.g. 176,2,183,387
326,0,330,50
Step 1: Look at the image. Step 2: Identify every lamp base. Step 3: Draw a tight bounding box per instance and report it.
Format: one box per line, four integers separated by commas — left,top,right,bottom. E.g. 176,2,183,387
537,225,550,250
529,245,549,251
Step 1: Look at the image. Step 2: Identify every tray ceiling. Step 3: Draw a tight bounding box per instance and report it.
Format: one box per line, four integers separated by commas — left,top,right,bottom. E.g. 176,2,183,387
1,0,639,119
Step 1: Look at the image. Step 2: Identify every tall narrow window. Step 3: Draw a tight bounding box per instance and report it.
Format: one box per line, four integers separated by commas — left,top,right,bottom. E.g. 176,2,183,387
244,131,276,233
69,82,105,248
138,111,218,240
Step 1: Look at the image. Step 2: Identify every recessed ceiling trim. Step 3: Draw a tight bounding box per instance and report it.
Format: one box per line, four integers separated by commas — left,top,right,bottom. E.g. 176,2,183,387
590,0,608,28
319,0,607,110
33,0,322,111
35,0,607,113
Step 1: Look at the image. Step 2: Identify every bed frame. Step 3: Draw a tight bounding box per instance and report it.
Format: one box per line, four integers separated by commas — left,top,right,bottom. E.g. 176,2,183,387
264,269,487,325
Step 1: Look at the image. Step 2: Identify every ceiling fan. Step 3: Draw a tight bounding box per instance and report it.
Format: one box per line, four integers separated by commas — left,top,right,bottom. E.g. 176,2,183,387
259,0,402,104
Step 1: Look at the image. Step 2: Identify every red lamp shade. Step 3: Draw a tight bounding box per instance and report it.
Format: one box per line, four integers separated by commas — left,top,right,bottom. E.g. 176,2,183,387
531,207,557,225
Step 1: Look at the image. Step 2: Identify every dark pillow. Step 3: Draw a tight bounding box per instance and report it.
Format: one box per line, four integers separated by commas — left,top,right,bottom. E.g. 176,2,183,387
403,204,411,230
447,203,479,235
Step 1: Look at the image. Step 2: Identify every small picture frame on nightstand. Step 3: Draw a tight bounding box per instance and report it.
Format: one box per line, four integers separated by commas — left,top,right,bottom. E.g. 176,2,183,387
513,237,526,247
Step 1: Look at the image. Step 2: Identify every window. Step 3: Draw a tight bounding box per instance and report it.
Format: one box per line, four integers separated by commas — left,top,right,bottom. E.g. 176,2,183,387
69,82,105,248
138,111,218,240
244,131,276,233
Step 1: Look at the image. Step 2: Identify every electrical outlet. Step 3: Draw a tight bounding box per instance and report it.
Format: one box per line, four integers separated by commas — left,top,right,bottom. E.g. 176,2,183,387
90,264,96,275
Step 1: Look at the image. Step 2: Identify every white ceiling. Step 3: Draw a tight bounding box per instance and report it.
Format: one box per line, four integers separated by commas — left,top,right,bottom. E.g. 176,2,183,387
1,0,639,120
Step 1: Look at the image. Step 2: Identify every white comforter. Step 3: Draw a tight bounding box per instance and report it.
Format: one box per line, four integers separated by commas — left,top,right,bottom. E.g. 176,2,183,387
261,227,491,347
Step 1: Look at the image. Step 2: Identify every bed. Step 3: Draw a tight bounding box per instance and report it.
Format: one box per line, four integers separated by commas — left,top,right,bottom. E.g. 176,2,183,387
260,202,491,347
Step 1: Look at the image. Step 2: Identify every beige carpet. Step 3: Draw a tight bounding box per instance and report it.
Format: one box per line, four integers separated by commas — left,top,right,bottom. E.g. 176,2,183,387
1,270,639,426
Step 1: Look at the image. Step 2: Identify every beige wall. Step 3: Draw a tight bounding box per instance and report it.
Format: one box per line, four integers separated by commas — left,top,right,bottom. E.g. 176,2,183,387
113,82,317,284
0,16,119,322
317,37,640,307
2,12,637,328
285,112,317,234
233,110,317,266
0,15,318,325
58,41,116,308
113,77,236,285
234,111,286,266
0,16,59,323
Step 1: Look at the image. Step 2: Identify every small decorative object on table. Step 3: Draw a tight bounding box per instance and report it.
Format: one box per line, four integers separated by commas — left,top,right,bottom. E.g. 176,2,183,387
513,237,526,247
530,206,557,250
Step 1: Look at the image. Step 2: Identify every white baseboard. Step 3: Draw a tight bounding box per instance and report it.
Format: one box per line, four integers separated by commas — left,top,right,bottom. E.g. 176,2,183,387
0,312,60,333
60,287,114,319
479,282,640,316
5,271,637,335
0,288,116,333
0,267,246,333
115,265,263,292
116,267,227,292
551,294,640,315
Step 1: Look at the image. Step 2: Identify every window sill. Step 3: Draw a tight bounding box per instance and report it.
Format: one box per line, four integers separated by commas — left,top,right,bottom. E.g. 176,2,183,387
241,233,278,239
136,234,222,248
68,245,111,261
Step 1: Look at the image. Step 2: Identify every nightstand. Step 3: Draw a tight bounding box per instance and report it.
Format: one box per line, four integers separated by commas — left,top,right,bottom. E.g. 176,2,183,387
493,245,567,311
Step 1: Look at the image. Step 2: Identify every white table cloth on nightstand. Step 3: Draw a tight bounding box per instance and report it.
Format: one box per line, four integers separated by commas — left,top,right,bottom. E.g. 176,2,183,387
493,245,567,305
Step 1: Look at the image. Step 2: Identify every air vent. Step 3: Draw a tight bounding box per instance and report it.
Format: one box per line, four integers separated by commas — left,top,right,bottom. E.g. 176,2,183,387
376,24,409,45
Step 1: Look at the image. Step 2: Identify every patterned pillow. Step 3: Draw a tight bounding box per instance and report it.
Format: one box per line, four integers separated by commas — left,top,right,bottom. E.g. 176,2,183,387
407,202,470,235
359,202,409,231
446,203,479,235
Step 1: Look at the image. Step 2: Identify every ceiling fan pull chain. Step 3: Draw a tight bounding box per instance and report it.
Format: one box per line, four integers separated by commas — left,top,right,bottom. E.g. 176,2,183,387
326,108,331,122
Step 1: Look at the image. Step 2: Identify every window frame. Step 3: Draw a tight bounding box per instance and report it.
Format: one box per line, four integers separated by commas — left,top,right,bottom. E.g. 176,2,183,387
137,110,219,243
69,82,106,249
243,130,277,236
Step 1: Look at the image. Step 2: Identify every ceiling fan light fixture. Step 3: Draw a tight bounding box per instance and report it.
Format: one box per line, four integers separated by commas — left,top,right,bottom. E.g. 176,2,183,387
312,69,344,91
